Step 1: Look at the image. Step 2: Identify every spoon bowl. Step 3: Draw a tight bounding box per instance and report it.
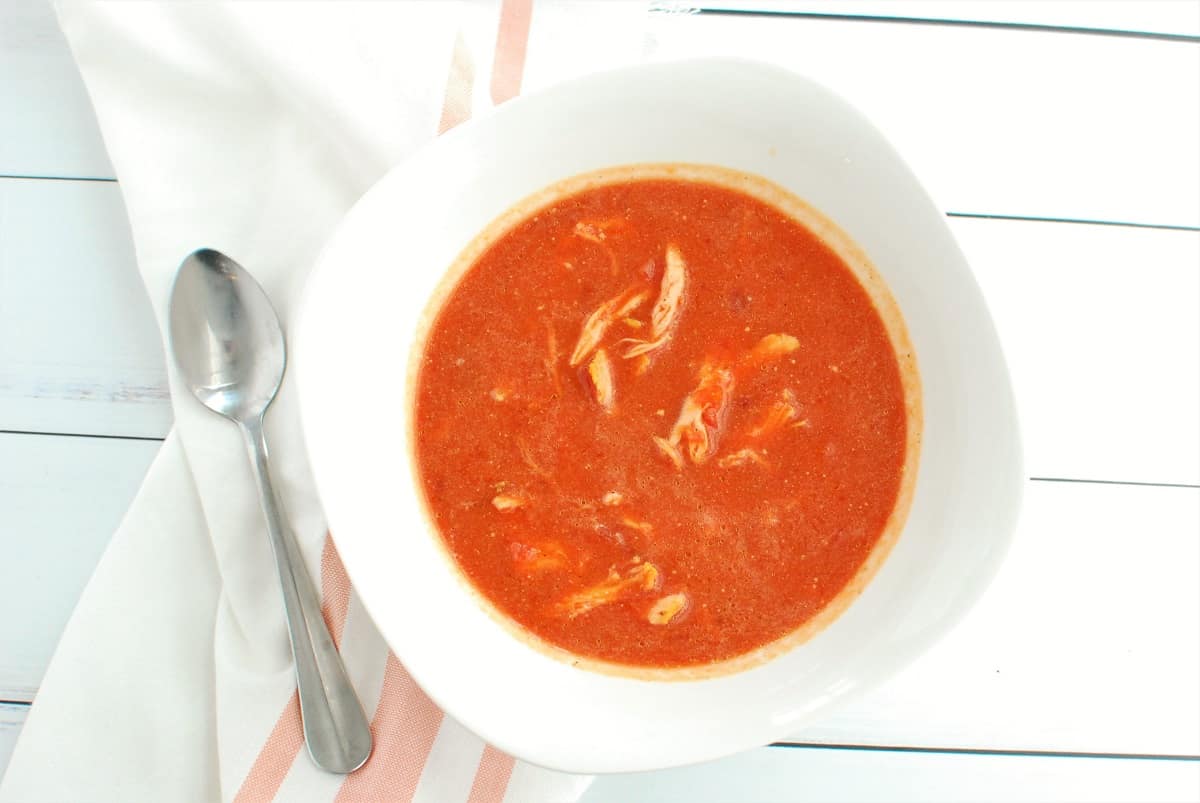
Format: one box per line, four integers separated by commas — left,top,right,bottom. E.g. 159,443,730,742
170,248,285,420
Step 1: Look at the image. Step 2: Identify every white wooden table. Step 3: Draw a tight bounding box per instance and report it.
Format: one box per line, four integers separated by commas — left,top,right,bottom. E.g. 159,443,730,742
2,2,1198,800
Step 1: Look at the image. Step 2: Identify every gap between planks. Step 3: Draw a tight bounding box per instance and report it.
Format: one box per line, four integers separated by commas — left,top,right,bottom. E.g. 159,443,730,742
683,7,1200,44
0,428,165,443
768,741,1200,762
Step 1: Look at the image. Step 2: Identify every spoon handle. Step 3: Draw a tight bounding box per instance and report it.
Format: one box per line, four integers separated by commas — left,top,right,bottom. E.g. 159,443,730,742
239,416,373,774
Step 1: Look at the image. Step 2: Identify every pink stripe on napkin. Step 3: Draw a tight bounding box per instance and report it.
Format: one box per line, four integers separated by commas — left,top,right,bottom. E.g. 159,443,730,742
439,32,476,135
491,0,533,105
320,535,353,645
233,535,350,801
232,693,303,803
333,655,445,802
467,746,517,803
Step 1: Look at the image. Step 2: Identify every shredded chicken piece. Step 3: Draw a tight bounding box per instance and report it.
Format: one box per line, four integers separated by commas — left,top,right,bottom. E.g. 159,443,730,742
716,448,768,468
573,218,628,244
554,561,660,619
652,244,687,338
652,435,684,471
619,244,687,360
544,322,561,394
602,491,624,507
573,220,629,273
742,333,800,369
492,494,528,512
621,517,653,534
586,349,615,412
614,291,647,318
569,287,648,366
648,592,689,625
749,389,802,439
666,363,735,464
622,317,643,329
510,541,567,573
573,221,606,244
516,438,554,483
592,521,625,547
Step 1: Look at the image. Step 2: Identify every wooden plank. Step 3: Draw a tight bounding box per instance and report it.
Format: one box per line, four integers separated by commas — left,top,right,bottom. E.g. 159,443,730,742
0,0,113,179
0,178,172,439
643,14,1200,228
5,177,1195,483
583,745,1200,803
2,0,1196,232
0,433,160,703
0,442,1195,756
960,220,1200,486
683,1,1200,38
793,481,1200,757
4,707,1194,801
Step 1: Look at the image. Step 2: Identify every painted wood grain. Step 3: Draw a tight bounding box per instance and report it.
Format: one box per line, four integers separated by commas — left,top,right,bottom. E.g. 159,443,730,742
0,704,31,780
0,178,172,439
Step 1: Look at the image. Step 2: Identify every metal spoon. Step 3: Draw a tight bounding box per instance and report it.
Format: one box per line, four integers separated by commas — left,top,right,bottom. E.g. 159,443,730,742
169,248,372,774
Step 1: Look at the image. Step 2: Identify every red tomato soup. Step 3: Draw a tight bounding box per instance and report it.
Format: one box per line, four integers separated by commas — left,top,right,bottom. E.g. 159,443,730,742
414,167,917,670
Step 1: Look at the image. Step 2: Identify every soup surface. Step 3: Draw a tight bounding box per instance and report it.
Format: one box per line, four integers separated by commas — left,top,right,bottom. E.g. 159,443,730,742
414,167,914,669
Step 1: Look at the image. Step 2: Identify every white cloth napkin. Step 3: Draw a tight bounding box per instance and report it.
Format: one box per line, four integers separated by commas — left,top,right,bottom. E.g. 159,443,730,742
0,3,644,801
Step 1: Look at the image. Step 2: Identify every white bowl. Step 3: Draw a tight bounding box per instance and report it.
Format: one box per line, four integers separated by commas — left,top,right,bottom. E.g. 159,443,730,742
296,59,1022,774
